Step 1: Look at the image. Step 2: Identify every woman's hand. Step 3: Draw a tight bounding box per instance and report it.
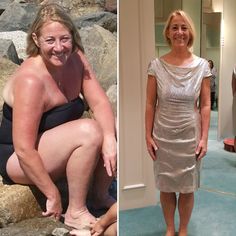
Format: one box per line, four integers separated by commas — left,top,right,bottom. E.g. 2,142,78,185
195,139,207,160
90,220,105,236
102,135,117,177
42,190,62,220
146,136,158,161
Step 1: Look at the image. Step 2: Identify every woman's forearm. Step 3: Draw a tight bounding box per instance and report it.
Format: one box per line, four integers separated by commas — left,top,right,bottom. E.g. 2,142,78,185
145,104,155,139
92,100,116,138
200,105,211,141
16,149,59,198
99,203,117,228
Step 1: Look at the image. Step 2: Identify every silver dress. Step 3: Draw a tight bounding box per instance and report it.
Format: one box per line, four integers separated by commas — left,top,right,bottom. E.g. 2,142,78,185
147,56,211,193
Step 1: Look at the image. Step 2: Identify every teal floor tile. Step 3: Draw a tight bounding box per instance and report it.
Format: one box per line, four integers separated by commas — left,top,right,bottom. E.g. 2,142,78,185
120,111,236,236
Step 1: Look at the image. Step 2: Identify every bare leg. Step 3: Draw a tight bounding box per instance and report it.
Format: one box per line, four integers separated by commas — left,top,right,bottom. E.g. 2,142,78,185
178,193,194,236
104,222,117,236
160,192,176,236
7,119,102,229
90,157,116,210
64,123,103,229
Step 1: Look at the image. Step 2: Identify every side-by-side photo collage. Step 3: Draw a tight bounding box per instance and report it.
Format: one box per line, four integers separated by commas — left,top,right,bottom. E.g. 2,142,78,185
0,0,236,236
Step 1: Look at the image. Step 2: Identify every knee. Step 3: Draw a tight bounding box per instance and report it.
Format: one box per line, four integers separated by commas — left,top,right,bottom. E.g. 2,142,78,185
78,119,103,147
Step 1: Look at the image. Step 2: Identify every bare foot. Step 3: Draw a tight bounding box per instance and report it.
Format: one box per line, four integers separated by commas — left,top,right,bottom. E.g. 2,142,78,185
64,207,96,230
70,229,91,236
91,194,116,210
178,229,188,236
165,228,175,236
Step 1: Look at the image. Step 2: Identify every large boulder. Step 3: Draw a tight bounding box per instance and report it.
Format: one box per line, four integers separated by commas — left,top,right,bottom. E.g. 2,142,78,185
0,0,14,15
0,39,21,65
0,31,27,60
0,177,41,227
0,217,72,236
0,2,39,32
74,11,117,33
80,24,117,91
105,0,117,13
40,0,106,18
0,58,18,114
106,84,117,116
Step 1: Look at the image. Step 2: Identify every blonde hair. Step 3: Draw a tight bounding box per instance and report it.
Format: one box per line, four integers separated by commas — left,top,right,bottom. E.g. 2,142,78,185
163,10,196,48
26,3,84,56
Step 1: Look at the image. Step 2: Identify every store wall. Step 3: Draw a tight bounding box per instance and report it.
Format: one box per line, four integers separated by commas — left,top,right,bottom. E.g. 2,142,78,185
119,0,156,210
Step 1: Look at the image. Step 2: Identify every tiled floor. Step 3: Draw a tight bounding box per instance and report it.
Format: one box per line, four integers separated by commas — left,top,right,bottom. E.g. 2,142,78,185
119,111,236,236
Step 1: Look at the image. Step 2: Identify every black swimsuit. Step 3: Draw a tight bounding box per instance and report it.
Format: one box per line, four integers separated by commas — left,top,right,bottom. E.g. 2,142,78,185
0,97,84,184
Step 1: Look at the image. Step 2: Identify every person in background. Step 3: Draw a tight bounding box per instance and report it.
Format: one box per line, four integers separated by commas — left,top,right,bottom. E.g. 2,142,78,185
208,59,217,110
232,66,236,151
0,3,116,229
70,202,117,236
145,10,211,236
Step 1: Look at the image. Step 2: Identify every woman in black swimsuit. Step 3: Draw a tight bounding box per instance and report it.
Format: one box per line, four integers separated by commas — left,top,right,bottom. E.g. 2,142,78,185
0,3,116,229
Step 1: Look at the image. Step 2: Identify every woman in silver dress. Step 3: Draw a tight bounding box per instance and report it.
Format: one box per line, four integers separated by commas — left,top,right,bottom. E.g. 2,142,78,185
145,10,211,236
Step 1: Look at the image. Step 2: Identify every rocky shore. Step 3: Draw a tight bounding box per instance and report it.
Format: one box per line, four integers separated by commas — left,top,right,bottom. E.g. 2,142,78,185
0,0,117,235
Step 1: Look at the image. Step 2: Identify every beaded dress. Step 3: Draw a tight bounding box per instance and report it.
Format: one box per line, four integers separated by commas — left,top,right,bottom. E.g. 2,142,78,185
147,56,211,193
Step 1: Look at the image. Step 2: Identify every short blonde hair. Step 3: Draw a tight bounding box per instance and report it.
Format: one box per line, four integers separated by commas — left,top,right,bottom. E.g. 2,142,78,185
163,10,195,48
26,3,84,56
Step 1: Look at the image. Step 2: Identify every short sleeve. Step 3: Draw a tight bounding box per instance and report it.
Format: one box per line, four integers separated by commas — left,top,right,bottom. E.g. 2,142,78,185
147,60,156,77
233,67,236,79
203,59,212,78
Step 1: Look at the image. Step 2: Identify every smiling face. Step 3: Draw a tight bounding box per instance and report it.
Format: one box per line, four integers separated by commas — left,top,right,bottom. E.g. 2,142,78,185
167,15,190,49
163,10,195,49
33,21,73,68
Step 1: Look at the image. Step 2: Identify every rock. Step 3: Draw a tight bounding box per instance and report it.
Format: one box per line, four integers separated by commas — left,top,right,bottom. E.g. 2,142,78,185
0,1,14,15
0,31,27,60
74,11,117,33
106,84,117,116
0,1,117,233
52,227,70,236
0,39,21,65
0,2,39,32
105,0,117,13
0,58,18,112
80,25,117,91
0,179,41,227
0,217,70,236
40,0,106,18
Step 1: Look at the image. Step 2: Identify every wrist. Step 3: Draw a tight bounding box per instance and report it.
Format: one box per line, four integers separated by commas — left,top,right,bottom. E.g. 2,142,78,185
46,185,60,200
146,134,153,140
200,137,208,143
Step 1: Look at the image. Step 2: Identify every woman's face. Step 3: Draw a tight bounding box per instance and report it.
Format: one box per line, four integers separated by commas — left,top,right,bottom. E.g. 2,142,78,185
167,15,190,48
36,21,73,67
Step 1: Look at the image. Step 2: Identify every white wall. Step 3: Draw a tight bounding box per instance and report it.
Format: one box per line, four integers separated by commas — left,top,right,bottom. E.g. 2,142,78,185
218,0,236,138
182,0,201,56
119,0,156,210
